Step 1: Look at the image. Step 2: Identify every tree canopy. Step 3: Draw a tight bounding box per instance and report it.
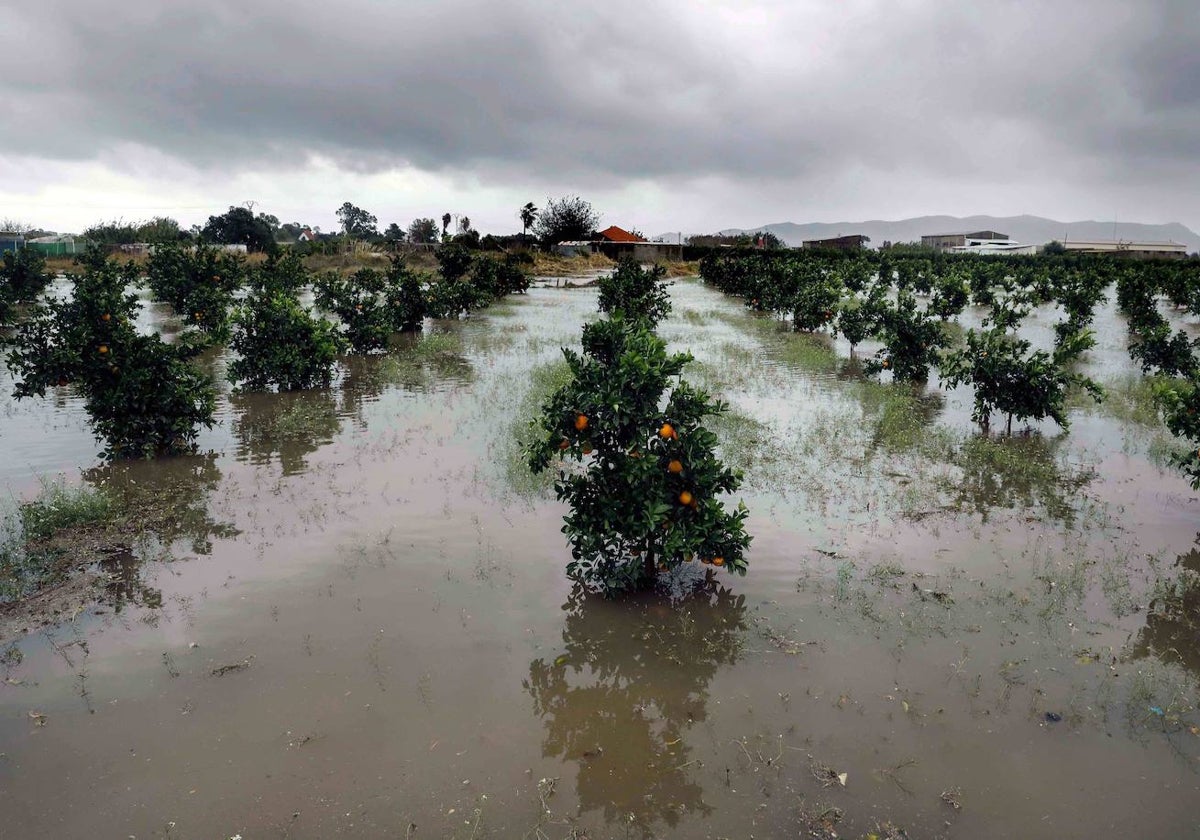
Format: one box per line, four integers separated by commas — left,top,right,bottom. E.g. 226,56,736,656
200,207,276,252
533,196,600,244
336,202,379,239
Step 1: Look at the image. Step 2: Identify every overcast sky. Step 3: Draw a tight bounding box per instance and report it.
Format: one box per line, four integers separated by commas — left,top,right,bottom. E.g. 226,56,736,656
2,0,1197,236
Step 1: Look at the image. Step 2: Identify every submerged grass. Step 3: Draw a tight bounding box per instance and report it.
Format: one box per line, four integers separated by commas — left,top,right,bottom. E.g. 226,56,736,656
1,477,119,602
500,359,575,500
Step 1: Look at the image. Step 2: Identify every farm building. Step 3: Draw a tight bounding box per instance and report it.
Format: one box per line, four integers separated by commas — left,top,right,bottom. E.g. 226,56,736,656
802,234,869,251
0,233,25,254
28,235,83,256
951,240,1036,256
921,231,1009,251
1059,239,1188,259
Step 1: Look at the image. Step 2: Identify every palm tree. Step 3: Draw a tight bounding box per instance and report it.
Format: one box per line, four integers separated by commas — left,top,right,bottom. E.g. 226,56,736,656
519,202,538,239
441,213,452,237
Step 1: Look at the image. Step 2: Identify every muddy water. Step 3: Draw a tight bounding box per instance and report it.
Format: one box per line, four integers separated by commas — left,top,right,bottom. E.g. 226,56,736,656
1,278,1199,838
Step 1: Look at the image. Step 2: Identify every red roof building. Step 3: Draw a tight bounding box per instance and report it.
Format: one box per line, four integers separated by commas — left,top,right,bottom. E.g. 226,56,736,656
596,225,646,243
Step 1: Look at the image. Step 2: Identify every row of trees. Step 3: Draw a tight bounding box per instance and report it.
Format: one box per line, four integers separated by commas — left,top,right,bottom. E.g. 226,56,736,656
699,247,1200,479
2,244,530,458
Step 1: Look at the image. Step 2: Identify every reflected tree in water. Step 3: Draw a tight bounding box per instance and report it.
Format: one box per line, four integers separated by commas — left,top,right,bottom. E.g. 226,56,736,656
944,433,1095,525
1130,542,1200,678
230,389,342,476
525,582,747,836
83,453,238,611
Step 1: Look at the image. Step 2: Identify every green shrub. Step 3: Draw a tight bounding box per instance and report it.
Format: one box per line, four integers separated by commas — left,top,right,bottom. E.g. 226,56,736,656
0,248,53,324
597,258,671,326
5,247,216,458
863,289,947,382
229,252,343,390
527,316,751,595
940,327,1102,433
146,243,245,341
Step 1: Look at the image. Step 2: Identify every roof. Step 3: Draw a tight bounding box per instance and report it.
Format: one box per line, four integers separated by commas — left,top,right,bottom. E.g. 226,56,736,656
1062,239,1184,247
597,225,646,243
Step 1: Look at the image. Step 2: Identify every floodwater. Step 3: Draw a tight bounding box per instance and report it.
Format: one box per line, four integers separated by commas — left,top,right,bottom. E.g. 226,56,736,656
1,277,1199,838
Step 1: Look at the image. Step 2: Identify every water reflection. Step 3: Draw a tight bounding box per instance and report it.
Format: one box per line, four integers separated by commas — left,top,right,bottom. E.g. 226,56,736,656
525,584,747,836
82,453,238,611
1130,543,1200,677
230,389,342,476
946,433,1095,524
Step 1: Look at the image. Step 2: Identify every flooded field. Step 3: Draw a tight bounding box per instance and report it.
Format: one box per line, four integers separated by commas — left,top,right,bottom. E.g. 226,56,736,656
2,276,1199,838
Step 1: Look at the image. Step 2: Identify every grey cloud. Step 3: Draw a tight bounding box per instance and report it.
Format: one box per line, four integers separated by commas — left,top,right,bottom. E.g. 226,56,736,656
2,0,1198,194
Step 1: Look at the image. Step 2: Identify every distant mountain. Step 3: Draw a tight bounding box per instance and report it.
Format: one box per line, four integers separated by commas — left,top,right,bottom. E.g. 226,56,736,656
698,215,1200,253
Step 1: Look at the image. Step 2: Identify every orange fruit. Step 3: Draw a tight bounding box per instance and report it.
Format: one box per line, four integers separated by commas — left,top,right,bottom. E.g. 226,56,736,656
679,490,693,506
668,460,683,474
574,414,589,432
712,557,725,567
684,552,693,562
701,557,712,565
56,378,67,387
98,345,109,355
659,423,676,440
558,438,570,451
582,443,594,455
101,313,111,322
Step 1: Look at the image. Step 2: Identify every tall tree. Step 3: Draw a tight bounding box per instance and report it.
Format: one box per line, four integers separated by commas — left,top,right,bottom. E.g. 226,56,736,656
336,202,379,239
383,223,406,245
408,218,439,244
519,202,538,238
441,213,452,237
533,196,600,245
201,206,277,252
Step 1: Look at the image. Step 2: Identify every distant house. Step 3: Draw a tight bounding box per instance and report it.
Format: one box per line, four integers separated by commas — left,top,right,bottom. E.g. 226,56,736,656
802,234,869,251
596,225,646,244
297,228,317,242
921,231,1009,252
1059,239,1187,259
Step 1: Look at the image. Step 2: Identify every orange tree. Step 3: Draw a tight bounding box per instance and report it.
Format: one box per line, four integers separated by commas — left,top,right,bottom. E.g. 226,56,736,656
862,288,947,382
146,243,245,341
314,268,399,353
940,327,1102,434
526,316,751,595
228,252,343,390
5,247,216,458
597,258,671,325
0,247,53,324
1154,376,1200,488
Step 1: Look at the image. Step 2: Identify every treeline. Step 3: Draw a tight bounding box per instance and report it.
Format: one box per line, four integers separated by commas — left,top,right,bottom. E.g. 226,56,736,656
2,243,530,458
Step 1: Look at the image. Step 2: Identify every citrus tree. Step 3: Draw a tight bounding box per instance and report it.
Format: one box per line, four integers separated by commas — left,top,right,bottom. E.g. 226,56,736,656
314,268,398,353
790,265,842,332
0,247,52,324
597,258,671,325
146,243,245,341
527,316,751,595
228,252,343,390
1154,376,1200,488
5,247,216,458
863,289,947,382
940,327,1102,434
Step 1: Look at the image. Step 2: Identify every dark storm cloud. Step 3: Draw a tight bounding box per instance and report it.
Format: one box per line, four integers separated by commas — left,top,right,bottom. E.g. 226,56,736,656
2,0,1197,186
